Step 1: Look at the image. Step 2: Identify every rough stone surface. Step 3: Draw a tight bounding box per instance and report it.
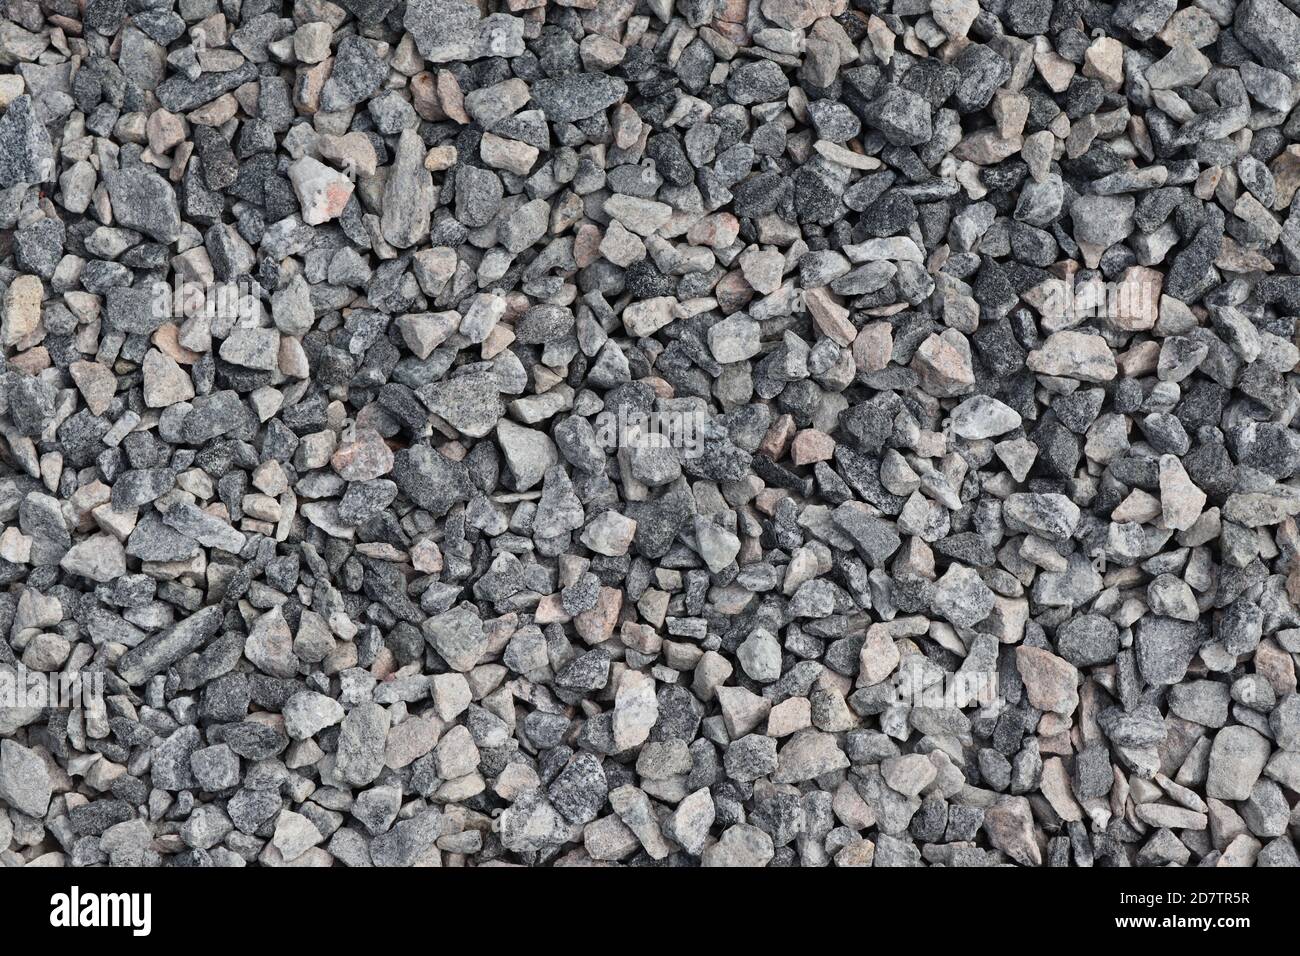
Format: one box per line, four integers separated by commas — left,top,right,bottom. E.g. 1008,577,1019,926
0,0,1295,876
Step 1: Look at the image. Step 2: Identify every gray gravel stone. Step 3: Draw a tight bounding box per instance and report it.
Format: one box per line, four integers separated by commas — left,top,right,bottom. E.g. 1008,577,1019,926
1,0,1296,875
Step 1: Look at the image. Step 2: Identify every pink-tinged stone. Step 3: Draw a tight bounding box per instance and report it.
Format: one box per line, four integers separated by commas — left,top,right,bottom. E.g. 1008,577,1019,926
715,271,756,314
687,212,740,249
534,593,572,624
410,72,444,121
294,59,331,114
1271,145,1300,210
1108,265,1162,331
852,321,893,372
790,429,835,466
331,428,394,481
288,156,354,225
912,329,975,397
803,287,855,345
1015,645,1079,716
574,223,602,267
574,587,622,645
759,414,797,460
410,537,443,574
437,70,468,123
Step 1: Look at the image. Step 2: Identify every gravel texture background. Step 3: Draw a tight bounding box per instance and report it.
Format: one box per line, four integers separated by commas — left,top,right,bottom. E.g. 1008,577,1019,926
2,0,1300,868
